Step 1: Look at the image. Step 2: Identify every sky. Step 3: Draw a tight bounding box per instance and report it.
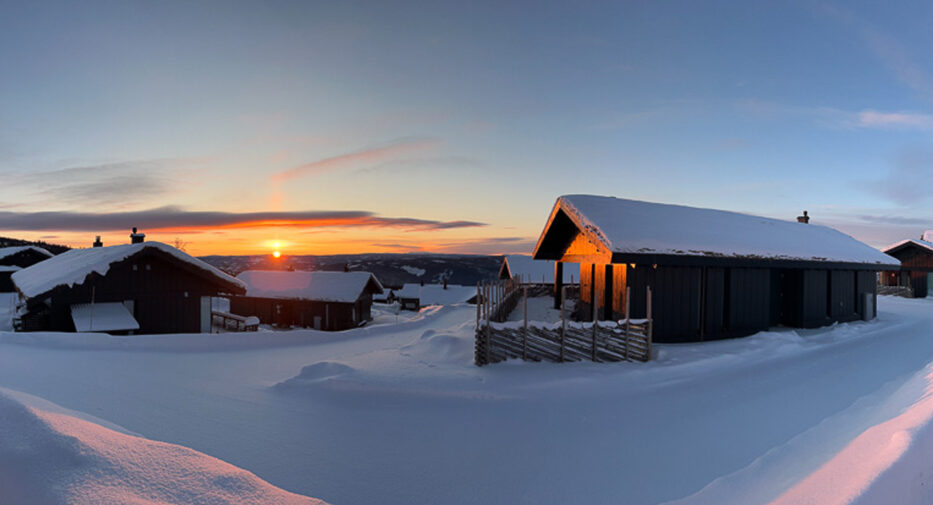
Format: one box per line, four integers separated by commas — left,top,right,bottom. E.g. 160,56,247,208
3,0,933,256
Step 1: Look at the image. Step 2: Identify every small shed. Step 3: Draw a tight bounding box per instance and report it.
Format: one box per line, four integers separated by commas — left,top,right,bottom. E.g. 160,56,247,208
12,241,245,334
881,237,933,297
0,246,53,292
229,270,383,330
395,283,477,311
533,195,899,343
498,255,580,284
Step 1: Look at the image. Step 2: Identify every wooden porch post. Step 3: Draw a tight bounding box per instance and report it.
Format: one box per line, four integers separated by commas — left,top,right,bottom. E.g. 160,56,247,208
554,261,564,309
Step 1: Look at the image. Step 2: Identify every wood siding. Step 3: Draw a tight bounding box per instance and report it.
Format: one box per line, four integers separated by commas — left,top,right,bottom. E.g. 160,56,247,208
576,262,879,343
230,293,373,331
21,249,240,334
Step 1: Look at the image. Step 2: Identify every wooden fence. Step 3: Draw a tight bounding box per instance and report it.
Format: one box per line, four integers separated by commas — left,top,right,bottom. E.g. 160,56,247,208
475,285,653,366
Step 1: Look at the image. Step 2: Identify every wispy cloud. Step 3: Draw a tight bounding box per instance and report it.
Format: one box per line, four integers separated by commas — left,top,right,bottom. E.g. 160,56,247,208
856,110,933,129
273,137,441,181
821,4,933,103
6,159,195,208
871,148,933,204
737,99,933,130
0,207,487,232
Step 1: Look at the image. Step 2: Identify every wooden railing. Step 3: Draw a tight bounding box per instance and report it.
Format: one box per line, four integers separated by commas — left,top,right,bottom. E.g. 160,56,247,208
475,278,523,324
475,286,653,366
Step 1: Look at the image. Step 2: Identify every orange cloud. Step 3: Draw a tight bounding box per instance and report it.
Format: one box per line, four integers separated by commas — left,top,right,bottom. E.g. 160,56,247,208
273,137,441,181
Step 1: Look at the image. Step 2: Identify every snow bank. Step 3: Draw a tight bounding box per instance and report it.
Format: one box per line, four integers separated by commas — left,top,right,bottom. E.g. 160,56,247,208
555,195,898,265
0,388,326,505
0,303,463,352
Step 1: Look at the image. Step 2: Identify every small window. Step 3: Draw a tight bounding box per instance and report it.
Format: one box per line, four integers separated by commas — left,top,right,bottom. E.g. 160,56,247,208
132,264,138,271
146,264,151,271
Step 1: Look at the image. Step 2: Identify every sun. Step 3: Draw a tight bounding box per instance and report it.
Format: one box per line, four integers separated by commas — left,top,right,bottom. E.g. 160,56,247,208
272,250,281,258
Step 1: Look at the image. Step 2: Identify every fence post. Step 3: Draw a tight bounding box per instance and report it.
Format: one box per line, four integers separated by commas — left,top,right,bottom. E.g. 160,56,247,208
475,282,481,330
485,283,492,365
624,286,631,361
522,286,528,360
560,285,567,362
646,285,653,361
591,290,598,361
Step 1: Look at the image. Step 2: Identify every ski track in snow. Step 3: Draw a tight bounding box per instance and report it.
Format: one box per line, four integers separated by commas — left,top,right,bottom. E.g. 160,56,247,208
1,298,933,504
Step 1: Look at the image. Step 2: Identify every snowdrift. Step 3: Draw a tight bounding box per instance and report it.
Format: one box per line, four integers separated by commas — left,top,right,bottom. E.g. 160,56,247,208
0,389,327,505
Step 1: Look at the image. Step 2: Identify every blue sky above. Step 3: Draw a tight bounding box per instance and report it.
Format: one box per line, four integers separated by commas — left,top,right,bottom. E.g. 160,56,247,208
2,0,933,254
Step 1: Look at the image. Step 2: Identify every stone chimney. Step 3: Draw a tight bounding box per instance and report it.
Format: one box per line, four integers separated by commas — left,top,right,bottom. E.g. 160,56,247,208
130,227,146,244
796,211,809,224
93,236,103,248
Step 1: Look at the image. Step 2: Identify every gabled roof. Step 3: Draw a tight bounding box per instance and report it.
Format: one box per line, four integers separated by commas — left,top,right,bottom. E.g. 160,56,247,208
236,270,383,303
12,242,245,299
534,195,899,268
499,255,581,283
883,239,933,256
395,283,476,305
0,246,53,262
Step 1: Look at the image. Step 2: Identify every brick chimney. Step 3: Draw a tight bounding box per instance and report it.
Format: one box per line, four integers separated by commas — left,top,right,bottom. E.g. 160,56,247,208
130,227,146,244
796,211,809,224
93,236,103,247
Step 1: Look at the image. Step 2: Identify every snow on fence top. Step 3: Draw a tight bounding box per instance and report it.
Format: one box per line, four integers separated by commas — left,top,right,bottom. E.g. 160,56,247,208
0,246,53,261
501,255,580,284
237,270,383,303
12,242,245,299
553,195,898,265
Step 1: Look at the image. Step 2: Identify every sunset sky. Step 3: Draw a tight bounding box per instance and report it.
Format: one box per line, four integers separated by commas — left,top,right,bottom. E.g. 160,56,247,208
4,1,933,255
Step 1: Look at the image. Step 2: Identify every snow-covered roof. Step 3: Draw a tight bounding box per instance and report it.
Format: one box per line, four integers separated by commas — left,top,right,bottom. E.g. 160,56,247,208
536,195,898,266
12,242,245,299
883,239,933,255
236,270,383,303
395,283,476,305
500,255,581,283
0,246,53,262
71,302,140,332
0,265,21,273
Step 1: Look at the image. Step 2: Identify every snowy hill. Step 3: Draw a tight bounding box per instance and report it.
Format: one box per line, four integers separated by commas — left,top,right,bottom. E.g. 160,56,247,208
200,253,501,288
0,388,327,505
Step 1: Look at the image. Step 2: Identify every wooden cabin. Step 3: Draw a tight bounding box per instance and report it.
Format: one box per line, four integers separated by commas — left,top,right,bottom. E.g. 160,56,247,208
533,195,899,343
498,255,580,285
395,283,477,311
0,246,53,292
229,270,383,330
12,239,245,334
881,238,933,297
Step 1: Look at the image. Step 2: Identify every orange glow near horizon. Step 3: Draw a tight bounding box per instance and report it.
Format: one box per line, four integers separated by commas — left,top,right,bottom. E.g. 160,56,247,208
7,226,536,257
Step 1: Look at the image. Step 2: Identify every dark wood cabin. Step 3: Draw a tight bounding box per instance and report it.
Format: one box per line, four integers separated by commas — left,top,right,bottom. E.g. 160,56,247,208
0,246,53,292
881,239,933,297
229,270,383,330
12,241,245,334
533,195,899,343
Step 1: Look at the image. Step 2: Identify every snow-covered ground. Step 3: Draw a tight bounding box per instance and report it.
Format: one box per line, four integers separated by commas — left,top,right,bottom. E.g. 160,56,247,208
506,295,564,323
1,296,933,504
0,388,326,505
